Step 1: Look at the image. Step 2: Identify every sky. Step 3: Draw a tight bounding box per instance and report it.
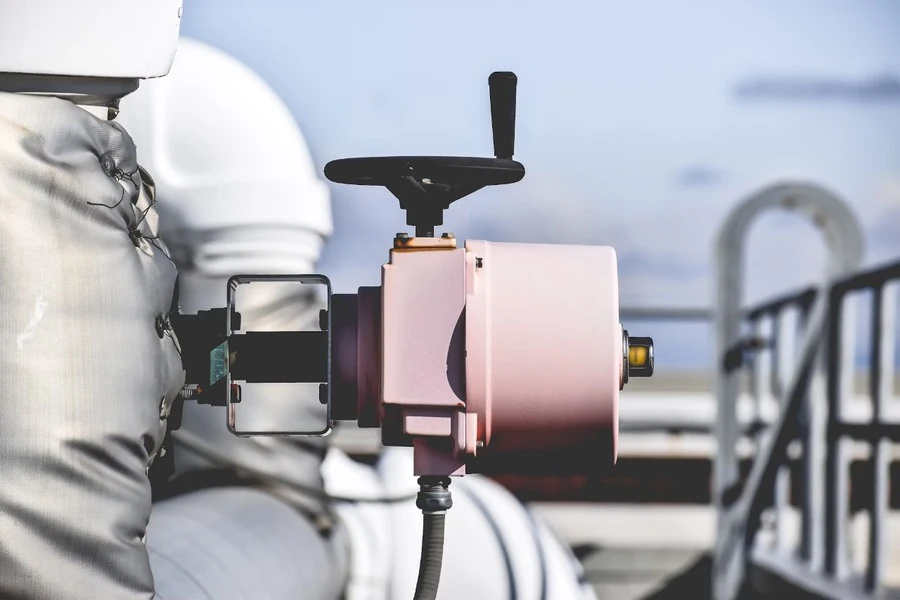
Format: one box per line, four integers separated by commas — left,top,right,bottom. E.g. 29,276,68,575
179,1,900,370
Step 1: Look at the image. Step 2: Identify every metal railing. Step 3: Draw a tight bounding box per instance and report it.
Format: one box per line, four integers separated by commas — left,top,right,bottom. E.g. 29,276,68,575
615,183,900,598
709,258,900,599
632,263,900,598
705,182,900,599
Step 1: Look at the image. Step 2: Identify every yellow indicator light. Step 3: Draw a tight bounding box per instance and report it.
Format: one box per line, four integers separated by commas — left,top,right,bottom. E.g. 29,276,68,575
628,345,649,368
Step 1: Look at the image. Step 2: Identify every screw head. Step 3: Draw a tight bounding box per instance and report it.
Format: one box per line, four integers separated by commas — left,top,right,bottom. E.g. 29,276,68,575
441,232,455,239
395,232,409,240
99,151,117,177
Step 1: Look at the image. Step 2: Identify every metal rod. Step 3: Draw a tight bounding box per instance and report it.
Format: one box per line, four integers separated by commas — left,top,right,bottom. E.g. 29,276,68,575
823,290,849,579
865,285,895,591
749,318,765,446
799,300,824,569
620,307,712,321
771,311,791,552
797,299,812,561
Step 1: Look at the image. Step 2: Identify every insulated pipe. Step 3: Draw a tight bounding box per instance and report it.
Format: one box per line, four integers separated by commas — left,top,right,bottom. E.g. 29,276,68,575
147,488,349,600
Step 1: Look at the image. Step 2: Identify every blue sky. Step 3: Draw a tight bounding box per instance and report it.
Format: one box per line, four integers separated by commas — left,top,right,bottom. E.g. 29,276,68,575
180,1,900,369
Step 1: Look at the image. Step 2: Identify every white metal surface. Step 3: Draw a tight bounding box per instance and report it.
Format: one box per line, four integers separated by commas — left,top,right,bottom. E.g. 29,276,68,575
0,1,182,79
117,36,333,278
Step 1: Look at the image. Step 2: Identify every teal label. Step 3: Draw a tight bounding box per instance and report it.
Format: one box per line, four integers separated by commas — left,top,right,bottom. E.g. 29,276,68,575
210,342,228,385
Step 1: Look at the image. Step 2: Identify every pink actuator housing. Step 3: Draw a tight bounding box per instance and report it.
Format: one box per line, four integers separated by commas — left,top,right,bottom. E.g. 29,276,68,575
332,239,622,477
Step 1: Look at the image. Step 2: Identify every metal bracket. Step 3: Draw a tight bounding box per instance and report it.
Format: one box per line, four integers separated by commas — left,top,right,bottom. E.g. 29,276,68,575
223,274,333,437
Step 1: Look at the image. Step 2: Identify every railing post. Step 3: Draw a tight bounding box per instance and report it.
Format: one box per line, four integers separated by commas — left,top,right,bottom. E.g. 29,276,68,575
771,312,792,553
749,317,766,442
824,288,851,579
866,284,895,592
800,349,827,571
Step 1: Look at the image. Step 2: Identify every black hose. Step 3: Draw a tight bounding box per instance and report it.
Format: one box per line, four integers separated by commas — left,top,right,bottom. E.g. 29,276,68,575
413,476,452,600
413,512,446,600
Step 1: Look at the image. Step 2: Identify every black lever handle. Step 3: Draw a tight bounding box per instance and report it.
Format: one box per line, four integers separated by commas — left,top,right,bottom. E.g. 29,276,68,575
489,72,517,160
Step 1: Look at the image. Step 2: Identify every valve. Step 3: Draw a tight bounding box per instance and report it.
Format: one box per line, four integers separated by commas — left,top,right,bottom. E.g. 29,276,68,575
170,71,654,600
172,71,655,477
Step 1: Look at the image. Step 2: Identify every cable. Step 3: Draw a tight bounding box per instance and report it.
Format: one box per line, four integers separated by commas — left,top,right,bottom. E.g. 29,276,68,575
413,477,452,600
414,514,446,600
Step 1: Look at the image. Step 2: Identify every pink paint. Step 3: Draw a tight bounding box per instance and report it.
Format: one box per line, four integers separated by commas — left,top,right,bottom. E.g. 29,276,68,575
332,240,623,477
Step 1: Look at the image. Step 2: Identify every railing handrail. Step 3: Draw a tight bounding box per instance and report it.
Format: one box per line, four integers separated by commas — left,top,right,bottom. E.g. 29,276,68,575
622,258,900,325
620,287,816,322
623,186,900,599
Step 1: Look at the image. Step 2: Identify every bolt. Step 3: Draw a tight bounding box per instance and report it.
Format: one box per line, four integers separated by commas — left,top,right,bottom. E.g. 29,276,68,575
395,232,409,240
475,257,484,268
99,151,117,177
441,232,455,240
178,385,201,401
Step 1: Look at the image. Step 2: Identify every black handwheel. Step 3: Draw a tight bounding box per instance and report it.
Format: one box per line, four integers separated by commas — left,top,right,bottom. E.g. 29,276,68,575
324,156,524,237
324,156,523,188
323,73,524,237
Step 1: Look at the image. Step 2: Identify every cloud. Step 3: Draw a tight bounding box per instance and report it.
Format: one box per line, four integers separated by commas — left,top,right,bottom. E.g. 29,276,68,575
734,74,900,103
675,165,727,188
